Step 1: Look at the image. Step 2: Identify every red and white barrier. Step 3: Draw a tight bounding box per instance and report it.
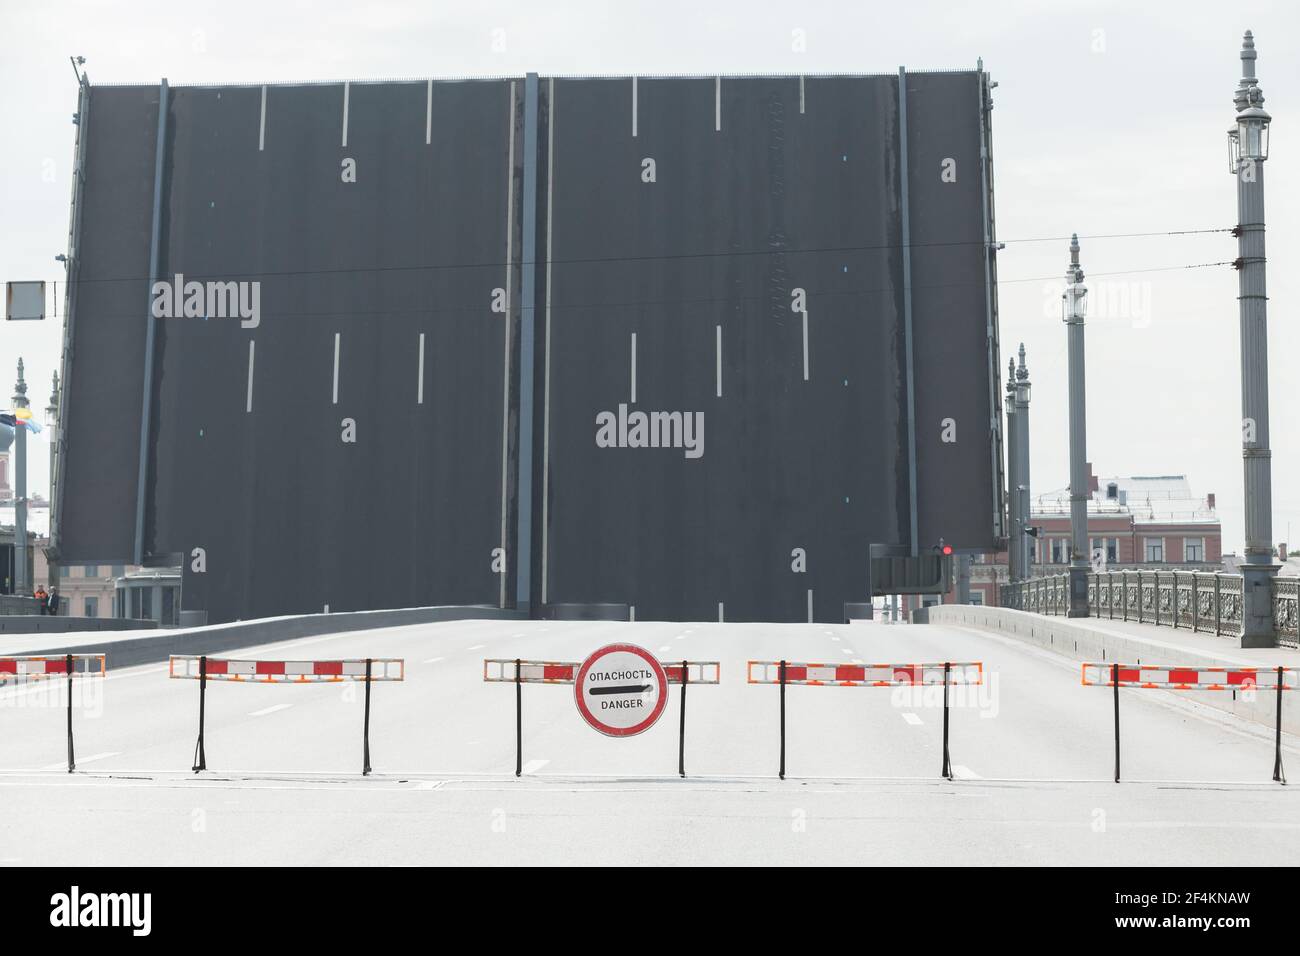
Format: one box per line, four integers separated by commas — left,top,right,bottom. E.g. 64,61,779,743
1084,661,1296,783
1082,662,1297,691
483,652,719,777
0,655,105,679
747,659,983,779
483,659,719,685
747,660,982,687
0,655,105,773
169,655,404,683
171,654,403,774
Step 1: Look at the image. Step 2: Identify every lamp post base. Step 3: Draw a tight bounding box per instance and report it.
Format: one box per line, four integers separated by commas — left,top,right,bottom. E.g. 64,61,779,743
1240,561,1280,648
1067,566,1091,618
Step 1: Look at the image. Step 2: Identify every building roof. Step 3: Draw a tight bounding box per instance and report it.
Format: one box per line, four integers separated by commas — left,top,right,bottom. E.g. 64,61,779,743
1032,474,1218,525
0,505,50,537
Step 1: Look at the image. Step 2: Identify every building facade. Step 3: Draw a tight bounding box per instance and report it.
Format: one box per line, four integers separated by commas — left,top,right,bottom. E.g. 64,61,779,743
903,467,1222,616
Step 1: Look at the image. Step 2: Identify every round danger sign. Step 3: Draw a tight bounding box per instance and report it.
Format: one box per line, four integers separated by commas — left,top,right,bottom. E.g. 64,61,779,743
574,643,668,737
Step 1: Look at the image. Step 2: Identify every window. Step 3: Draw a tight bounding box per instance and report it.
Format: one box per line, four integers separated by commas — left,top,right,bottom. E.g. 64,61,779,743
1184,538,1205,563
110,565,125,578
59,565,70,578
1092,537,1119,565
969,591,985,606
1144,538,1164,563
83,596,98,618
84,564,98,578
1050,538,1069,564
1106,483,1119,500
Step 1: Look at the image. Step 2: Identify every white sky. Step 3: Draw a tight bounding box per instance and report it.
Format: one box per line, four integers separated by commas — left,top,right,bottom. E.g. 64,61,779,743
1,0,1296,554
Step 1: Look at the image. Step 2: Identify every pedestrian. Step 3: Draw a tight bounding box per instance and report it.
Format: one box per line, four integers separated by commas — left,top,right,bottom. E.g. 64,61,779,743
34,585,47,615
46,586,59,617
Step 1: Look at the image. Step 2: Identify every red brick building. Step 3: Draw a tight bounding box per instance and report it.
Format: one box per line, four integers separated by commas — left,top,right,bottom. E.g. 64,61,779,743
902,465,1222,615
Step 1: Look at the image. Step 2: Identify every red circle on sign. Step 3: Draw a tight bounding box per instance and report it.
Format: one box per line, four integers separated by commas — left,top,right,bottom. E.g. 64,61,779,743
574,643,669,737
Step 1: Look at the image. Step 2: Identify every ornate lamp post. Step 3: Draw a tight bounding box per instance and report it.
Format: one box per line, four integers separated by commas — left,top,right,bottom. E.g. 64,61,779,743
1062,235,1090,618
1228,30,1277,647
1013,345,1032,583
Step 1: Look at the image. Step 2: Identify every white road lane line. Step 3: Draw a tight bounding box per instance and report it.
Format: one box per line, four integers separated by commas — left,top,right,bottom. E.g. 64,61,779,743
630,332,637,403
249,704,292,718
802,308,809,380
799,75,805,114
425,79,433,144
521,759,549,775
717,602,724,623
715,324,722,397
901,713,923,726
714,76,721,131
631,76,638,137
331,332,340,404
422,656,445,664
417,332,425,404
658,646,671,653
245,340,255,412
467,644,485,651
829,635,840,641
341,80,350,148
259,85,267,150
840,647,852,655
807,588,814,623
40,752,119,771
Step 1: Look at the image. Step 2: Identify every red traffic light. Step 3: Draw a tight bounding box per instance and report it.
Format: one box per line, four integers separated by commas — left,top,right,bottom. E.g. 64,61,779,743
942,544,953,556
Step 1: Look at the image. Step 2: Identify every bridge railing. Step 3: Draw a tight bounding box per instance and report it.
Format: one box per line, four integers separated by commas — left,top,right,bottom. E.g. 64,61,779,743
1001,570,1299,648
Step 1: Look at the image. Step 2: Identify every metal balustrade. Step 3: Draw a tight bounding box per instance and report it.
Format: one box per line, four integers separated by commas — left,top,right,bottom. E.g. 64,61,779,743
1001,571,1296,647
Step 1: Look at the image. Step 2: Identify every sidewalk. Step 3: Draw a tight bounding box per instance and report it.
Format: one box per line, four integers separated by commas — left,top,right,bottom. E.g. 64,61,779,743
927,604,1300,735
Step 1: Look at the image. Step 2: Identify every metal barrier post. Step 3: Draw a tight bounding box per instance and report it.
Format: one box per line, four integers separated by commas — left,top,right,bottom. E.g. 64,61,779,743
65,653,75,773
1113,662,1120,783
192,655,208,772
362,657,373,776
942,661,952,779
515,658,523,778
678,660,688,778
1274,666,1286,785
778,659,787,780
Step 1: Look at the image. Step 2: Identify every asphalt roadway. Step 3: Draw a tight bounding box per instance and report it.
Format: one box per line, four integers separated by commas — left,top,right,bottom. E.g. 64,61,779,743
0,618,1296,866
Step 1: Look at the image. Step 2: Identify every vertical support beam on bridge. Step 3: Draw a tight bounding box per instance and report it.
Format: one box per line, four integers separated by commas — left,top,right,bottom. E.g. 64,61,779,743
516,73,540,614
134,78,169,565
1229,31,1279,648
897,68,919,557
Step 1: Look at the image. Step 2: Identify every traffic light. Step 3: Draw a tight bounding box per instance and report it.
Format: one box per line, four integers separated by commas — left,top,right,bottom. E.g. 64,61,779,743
933,538,954,556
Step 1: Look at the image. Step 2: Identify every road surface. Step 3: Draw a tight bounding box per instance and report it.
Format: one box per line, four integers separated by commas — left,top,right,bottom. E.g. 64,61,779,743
0,618,1296,865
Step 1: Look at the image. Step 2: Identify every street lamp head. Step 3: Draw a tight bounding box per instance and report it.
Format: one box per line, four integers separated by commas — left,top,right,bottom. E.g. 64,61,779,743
1230,30,1271,170
1062,235,1086,322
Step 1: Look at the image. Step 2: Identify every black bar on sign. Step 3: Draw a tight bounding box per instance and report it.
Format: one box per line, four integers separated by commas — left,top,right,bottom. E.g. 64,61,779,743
66,653,75,773
589,684,651,696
